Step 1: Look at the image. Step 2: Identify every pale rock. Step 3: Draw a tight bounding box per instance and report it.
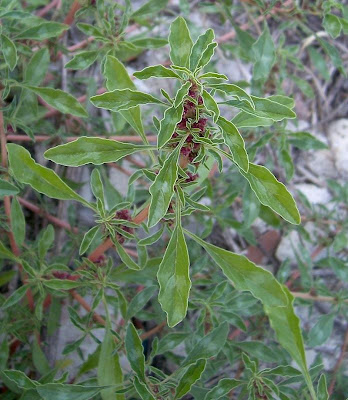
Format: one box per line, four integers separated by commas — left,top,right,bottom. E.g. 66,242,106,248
296,183,332,205
328,119,348,176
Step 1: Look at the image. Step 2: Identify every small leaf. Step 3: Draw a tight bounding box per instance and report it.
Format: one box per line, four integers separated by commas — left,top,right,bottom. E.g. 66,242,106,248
157,104,183,149
26,86,88,118
131,37,168,49
196,42,217,70
134,65,180,80
202,89,219,122
204,378,243,400
307,314,335,347
0,179,19,198
323,13,342,38
16,22,68,40
1,34,17,70
90,89,164,112
148,147,180,227
317,374,329,400
25,48,50,85
287,132,327,150
10,197,25,246
1,284,29,310
183,322,229,366
232,112,273,128
125,323,146,381
132,0,168,17
126,286,157,320
208,83,254,110
44,137,154,167
112,239,140,270
241,163,300,225
38,224,55,259
217,117,249,172
252,24,275,81
137,226,164,246
65,50,98,70
43,279,82,290
158,223,191,327
190,28,215,71
2,370,38,389
80,226,99,255
169,17,193,68
133,376,155,400
175,359,206,399
90,169,105,204
173,81,191,108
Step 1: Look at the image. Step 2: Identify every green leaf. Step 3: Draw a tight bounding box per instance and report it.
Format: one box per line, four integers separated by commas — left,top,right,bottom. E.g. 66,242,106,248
0,240,18,261
126,286,157,320
104,56,148,145
44,137,154,167
16,22,68,40
1,284,28,310
26,86,88,118
8,144,88,206
197,42,217,70
2,370,38,389
36,383,104,400
112,239,140,270
1,34,17,70
169,17,193,68
318,38,345,75
173,81,191,108
186,231,315,398
125,323,146,381
10,197,25,246
0,179,19,198
217,117,249,172
268,95,295,109
307,313,335,347
65,50,98,70
252,24,275,81
243,185,260,227
25,48,50,85
90,89,164,112
157,332,189,354
132,0,168,17
287,132,327,150
90,169,104,204
77,23,104,38
131,37,168,49
204,378,243,400
209,83,254,109
190,28,215,71
157,104,183,148
43,279,82,290
38,224,54,259
158,223,191,327
241,163,300,225
232,112,273,128
317,374,329,400
202,89,220,122
186,231,288,307
148,147,179,227
134,65,180,80
133,376,155,400
98,327,124,400
251,96,296,120
80,226,99,255
183,322,229,366
323,13,342,38
0,270,16,286
137,226,164,246
175,359,206,399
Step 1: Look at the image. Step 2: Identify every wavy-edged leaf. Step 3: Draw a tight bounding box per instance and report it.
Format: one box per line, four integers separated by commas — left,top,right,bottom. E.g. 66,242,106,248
202,89,219,122
197,42,217,70
1,34,17,70
16,22,68,40
91,88,164,112
65,51,98,70
252,24,275,81
190,28,215,71
232,112,273,128
209,83,254,109
157,104,183,149
7,144,88,206
175,359,206,399
26,86,88,118
204,379,243,400
44,137,154,167
169,17,192,68
241,163,300,224
125,323,146,381
36,383,104,400
217,117,249,172
132,0,168,17
134,65,180,80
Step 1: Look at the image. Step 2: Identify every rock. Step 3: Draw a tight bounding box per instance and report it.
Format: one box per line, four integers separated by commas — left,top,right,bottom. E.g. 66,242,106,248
295,183,332,205
328,119,348,176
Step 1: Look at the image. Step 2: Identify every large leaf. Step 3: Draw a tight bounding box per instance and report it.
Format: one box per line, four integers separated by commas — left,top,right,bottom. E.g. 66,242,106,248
104,56,148,144
169,17,193,68
90,89,164,112
26,86,88,118
36,383,104,400
208,83,254,110
16,22,68,40
241,163,301,225
7,144,89,206
148,147,179,227
186,231,315,399
158,223,191,327
175,359,206,399
98,328,124,400
217,117,249,172
44,137,154,167
25,48,50,85
204,379,243,400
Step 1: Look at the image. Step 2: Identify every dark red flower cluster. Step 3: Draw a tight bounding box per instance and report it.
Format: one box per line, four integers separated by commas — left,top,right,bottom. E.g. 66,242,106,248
115,209,133,243
52,271,78,280
185,171,199,183
172,82,208,164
